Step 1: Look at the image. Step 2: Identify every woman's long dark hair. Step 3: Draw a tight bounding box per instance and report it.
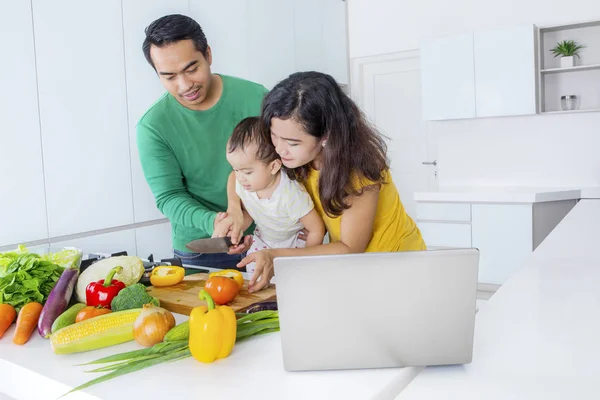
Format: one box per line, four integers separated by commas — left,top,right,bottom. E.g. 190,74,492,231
261,71,389,217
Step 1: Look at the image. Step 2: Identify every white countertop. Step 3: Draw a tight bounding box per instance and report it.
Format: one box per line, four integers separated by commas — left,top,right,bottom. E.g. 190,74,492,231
414,186,582,203
579,186,600,199
0,289,419,400
397,199,600,399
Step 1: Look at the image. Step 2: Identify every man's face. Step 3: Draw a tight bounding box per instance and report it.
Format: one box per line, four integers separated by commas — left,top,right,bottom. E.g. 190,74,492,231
150,39,213,109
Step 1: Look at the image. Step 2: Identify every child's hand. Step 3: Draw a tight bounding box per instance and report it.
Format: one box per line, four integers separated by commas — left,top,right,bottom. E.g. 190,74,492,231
226,207,245,245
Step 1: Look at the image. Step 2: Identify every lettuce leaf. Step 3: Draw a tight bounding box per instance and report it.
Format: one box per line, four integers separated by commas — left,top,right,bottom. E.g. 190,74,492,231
0,253,65,312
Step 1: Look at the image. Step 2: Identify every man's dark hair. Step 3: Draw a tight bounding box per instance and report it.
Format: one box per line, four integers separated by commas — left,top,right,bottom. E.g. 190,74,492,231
228,117,279,164
142,14,208,70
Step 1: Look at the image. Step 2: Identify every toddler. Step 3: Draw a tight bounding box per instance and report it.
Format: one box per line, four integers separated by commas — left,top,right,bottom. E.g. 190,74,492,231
214,117,325,275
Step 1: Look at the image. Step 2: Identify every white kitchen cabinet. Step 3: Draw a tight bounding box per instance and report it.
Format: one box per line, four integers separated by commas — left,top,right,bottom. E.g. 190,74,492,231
420,33,477,120
0,1,48,247
189,0,249,81
471,204,532,284
246,0,297,89
123,0,189,223
33,0,134,237
293,0,349,85
474,24,537,117
416,199,576,285
420,24,537,120
51,230,137,257
135,222,173,260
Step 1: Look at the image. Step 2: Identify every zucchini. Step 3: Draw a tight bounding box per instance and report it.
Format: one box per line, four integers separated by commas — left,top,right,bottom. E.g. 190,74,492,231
51,303,87,334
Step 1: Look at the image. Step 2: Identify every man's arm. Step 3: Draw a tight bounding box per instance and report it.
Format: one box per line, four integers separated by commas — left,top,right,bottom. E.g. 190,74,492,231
137,122,217,236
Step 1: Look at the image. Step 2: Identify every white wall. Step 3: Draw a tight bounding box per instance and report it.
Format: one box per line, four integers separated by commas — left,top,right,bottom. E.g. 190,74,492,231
348,0,600,188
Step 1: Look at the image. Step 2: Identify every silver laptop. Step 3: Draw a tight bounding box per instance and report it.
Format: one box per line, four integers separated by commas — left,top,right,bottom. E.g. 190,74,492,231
274,248,479,371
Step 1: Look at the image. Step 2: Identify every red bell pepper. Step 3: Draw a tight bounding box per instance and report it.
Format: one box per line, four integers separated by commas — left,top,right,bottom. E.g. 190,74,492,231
85,266,126,309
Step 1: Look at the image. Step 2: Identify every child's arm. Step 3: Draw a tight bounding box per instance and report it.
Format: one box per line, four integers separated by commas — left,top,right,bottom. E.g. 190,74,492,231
299,209,325,247
225,171,252,244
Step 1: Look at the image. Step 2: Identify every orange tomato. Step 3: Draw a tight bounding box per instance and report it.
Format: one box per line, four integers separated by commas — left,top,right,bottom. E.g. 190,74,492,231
75,306,112,323
204,276,240,305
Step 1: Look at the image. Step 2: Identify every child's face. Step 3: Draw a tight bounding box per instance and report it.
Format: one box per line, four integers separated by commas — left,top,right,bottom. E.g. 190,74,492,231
226,143,281,192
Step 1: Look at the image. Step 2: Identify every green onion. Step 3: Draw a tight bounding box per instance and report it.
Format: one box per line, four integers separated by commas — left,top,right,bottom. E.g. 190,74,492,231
64,311,280,396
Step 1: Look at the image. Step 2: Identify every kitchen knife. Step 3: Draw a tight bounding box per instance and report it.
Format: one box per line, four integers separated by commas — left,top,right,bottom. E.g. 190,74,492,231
185,237,233,254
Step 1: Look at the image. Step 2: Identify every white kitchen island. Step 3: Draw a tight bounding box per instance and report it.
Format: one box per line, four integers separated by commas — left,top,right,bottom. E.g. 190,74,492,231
397,199,600,399
0,309,420,400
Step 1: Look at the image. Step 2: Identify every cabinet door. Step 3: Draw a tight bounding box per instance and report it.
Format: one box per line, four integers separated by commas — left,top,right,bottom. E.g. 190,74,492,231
33,0,134,237
0,1,48,246
293,0,348,85
420,33,476,120
123,0,189,223
136,222,173,260
189,0,249,80
471,204,532,285
474,24,537,117
246,0,296,89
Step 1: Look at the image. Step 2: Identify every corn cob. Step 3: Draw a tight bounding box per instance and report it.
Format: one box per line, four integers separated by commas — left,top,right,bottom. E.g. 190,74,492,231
51,308,142,355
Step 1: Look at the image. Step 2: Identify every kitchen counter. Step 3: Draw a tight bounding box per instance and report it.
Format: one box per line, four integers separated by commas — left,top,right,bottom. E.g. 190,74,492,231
0,286,420,400
397,199,600,399
414,186,581,203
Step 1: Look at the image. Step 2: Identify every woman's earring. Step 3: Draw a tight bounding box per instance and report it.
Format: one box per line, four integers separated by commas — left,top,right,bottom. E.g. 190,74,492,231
322,140,327,147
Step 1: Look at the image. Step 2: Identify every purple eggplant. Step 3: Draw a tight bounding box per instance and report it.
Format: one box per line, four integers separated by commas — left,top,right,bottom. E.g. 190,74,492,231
245,301,278,314
38,267,79,338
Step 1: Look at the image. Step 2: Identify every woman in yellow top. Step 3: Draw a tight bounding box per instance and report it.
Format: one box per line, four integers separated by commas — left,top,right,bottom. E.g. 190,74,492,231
230,71,425,292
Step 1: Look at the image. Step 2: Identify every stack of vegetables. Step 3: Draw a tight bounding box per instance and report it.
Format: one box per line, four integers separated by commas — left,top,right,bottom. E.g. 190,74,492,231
0,246,82,343
1,245,281,396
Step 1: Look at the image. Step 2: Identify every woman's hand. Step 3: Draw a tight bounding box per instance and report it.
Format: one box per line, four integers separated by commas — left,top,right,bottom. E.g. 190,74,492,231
237,250,275,293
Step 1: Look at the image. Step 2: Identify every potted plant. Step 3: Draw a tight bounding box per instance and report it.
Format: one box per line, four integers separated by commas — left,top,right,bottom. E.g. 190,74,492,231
550,40,585,68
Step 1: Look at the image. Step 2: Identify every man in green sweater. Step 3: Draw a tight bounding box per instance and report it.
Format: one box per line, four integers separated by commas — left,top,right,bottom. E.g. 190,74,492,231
137,14,267,268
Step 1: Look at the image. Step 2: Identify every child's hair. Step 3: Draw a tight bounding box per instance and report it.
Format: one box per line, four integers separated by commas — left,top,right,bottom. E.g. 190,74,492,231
228,117,279,163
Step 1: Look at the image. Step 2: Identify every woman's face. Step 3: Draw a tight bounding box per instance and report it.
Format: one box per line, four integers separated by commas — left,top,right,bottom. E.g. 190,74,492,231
270,118,324,169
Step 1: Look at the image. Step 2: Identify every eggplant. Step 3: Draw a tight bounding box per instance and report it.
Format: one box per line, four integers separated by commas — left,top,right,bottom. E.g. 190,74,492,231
245,301,278,314
38,267,79,338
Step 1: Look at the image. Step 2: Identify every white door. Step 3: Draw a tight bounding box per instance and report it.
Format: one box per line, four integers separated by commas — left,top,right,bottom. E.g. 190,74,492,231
351,51,437,220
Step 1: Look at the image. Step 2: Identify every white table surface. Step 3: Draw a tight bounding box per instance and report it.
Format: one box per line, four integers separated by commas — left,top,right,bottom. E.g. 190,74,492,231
414,186,582,203
0,275,420,400
397,199,600,399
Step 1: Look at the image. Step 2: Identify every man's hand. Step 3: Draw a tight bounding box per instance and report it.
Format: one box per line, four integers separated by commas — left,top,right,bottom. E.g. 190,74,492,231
212,212,233,238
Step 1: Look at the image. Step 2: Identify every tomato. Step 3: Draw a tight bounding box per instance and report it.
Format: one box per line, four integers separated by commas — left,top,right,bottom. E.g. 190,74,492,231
75,306,112,323
203,276,240,305
208,269,244,290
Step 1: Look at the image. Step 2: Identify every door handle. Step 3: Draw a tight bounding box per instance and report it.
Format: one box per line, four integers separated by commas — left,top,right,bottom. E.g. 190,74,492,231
422,160,437,166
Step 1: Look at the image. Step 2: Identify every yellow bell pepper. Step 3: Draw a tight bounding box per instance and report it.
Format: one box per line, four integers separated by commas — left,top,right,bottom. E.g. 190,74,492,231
209,269,244,289
150,266,185,287
189,289,237,363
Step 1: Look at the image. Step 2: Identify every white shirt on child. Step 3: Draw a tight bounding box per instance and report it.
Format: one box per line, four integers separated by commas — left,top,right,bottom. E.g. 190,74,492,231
235,171,314,244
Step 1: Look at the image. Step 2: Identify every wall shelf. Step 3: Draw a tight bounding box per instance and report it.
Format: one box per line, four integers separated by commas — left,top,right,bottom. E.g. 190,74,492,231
541,108,600,115
537,20,600,113
541,63,600,74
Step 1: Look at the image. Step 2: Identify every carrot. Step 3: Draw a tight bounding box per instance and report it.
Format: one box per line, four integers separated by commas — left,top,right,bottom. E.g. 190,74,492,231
0,304,17,338
12,302,43,345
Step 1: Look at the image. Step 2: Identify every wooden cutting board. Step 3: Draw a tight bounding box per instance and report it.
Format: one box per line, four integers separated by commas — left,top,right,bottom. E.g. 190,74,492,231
146,273,276,316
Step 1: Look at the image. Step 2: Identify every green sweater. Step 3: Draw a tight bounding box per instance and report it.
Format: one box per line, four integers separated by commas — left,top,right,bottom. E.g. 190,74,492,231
136,75,268,252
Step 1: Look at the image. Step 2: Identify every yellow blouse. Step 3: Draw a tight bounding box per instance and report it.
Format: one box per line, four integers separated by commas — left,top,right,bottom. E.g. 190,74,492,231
303,169,426,252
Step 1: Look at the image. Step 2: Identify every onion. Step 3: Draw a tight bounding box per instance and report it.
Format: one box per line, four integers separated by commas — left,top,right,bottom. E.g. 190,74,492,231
133,303,176,347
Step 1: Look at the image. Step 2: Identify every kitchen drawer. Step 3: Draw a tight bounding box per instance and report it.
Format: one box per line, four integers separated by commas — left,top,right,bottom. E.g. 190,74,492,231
418,222,472,248
416,202,471,222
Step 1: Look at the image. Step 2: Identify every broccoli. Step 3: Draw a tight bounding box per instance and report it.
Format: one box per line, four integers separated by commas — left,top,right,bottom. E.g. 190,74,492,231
110,283,160,312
